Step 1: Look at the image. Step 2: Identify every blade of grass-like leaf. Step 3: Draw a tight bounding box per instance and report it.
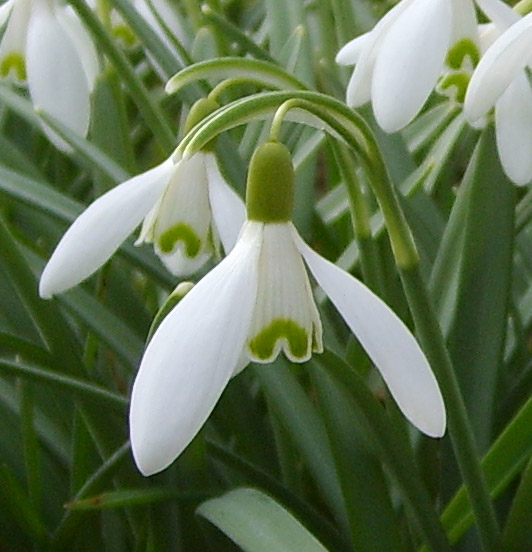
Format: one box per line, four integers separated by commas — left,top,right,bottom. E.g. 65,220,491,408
0,359,128,410
0,463,49,546
435,129,514,451
207,441,348,552
66,488,186,510
201,5,275,62
52,441,131,548
0,83,129,183
0,215,81,371
254,361,349,535
17,381,42,517
197,488,329,552
437,395,532,546
315,350,451,551
106,0,183,79
310,364,407,552
0,165,175,288
502,455,532,550
67,0,176,151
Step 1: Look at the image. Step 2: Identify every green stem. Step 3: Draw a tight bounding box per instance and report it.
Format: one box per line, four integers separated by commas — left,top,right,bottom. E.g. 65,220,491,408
399,266,501,551
334,143,384,294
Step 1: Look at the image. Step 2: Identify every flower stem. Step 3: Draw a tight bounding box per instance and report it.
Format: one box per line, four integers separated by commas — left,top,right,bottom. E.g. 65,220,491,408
360,139,502,548
515,0,532,15
399,266,501,550
334,142,385,295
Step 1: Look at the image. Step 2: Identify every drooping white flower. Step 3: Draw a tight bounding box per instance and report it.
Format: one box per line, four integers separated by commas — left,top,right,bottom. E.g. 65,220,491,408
336,0,480,132
130,141,446,476
39,97,245,298
39,150,245,298
464,3,532,185
0,0,99,151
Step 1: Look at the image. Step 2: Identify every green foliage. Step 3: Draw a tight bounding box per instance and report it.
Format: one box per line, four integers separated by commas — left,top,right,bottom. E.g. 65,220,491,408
0,0,530,551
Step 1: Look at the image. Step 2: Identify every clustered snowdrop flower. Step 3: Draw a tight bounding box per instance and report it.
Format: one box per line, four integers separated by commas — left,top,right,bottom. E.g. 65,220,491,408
0,0,99,150
335,0,481,132
464,4,532,185
39,98,246,298
129,140,446,476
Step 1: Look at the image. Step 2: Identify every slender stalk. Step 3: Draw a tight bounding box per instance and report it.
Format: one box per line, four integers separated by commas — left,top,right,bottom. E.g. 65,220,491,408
400,266,502,551
334,143,384,295
357,119,502,550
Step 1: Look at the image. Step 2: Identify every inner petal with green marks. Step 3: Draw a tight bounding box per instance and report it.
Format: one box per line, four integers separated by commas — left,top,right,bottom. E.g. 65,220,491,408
151,153,214,274
249,318,319,362
246,222,323,364
0,52,26,80
158,223,201,258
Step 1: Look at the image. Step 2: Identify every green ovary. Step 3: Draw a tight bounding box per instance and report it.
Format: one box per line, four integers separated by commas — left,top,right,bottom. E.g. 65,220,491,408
446,39,480,70
249,318,310,361
158,224,202,258
0,53,26,80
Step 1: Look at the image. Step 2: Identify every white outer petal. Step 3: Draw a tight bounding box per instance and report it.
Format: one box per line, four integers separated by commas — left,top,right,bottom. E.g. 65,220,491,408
495,73,532,185
450,0,478,46
26,4,91,150
56,6,100,91
372,0,452,132
39,158,174,298
475,0,519,32
205,153,246,254
129,221,262,476
335,33,370,66
464,12,532,122
0,0,15,28
345,0,416,107
294,233,446,438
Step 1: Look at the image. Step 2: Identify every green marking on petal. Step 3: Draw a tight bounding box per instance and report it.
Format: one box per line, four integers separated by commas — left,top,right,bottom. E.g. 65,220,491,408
439,72,470,104
158,223,202,257
113,25,137,47
0,53,26,80
446,39,480,71
249,318,309,361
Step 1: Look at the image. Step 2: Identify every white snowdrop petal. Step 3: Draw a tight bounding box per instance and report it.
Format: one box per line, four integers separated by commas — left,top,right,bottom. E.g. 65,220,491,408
475,0,519,32
205,153,246,254
344,0,415,107
495,73,532,185
464,12,532,122
56,6,100,91
26,4,91,150
0,0,15,28
152,153,214,276
335,33,369,66
0,0,30,81
247,223,322,364
295,234,446,438
129,221,262,476
372,0,452,132
39,158,174,298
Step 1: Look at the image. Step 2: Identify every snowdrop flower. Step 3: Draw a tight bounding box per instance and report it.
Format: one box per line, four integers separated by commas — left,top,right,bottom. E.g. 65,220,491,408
130,140,446,476
39,98,246,298
464,3,532,185
0,0,99,151
336,0,480,132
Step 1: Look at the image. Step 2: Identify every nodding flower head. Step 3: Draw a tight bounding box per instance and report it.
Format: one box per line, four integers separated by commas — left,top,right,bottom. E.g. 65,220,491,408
129,140,446,476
